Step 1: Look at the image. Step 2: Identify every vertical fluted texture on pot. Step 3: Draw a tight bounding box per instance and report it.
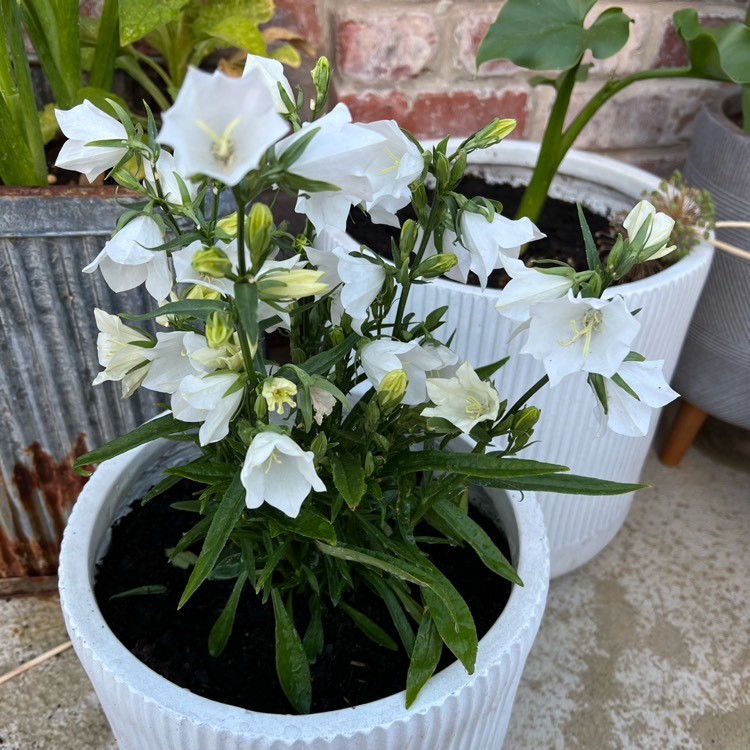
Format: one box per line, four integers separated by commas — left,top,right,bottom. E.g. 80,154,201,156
675,94,750,428
0,189,160,579
58,438,549,749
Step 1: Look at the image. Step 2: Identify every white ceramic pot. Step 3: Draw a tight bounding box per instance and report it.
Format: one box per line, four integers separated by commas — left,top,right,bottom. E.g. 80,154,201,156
370,140,713,577
58,437,549,750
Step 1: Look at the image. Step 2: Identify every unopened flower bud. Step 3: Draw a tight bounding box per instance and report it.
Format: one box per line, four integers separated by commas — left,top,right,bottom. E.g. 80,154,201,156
247,202,273,264
468,118,517,150
216,212,238,238
434,152,451,191
414,252,458,279
311,56,331,111
186,284,221,300
258,268,328,300
399,219,418,256
623,200,676,261
310,432,328,461
206,311,234,349
192,246,233,278
377,368,408,411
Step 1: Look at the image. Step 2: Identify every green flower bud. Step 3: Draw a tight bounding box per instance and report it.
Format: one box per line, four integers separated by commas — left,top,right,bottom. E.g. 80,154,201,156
192,246,233,278
216,212,238,238
206,311,234,349
364,452,375,477
399,219,419,256
434,152,451,192
253,396,268,421
467,118,517,150
413,252,458,279
311,56,331,112
247,202,273,265
257,268,328,300
310,432,328,461
377,368,408,412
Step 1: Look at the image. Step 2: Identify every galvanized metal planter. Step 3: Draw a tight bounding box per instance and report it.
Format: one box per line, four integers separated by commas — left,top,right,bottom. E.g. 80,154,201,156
0,187,160,586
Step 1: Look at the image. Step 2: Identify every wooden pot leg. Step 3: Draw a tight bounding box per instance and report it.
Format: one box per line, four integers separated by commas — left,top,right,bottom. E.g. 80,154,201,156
660,400,709,467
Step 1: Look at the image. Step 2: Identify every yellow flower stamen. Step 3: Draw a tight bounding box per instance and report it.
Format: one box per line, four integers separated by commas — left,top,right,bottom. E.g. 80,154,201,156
264,450,282,473
560,309,603,357
195,116,242,168
464,395,488,420
379,145,401,175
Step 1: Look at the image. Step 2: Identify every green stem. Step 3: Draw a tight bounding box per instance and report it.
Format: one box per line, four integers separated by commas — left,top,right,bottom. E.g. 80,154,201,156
515,66,694,226
88,0,119,92
234,187,247,277
503,374,549,420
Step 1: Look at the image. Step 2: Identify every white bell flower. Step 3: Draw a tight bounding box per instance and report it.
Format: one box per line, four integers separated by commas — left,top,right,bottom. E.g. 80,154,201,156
171,371,244,445
241,432,326,518
310,386,336,425
243,54,294,114
54,100,128,182
360,339,445,405
83,215,172,300
358,120,423,227
141,331,209,394
594,359,678,437
422,362,500,433
158,66,290,186
623,200,676,260
91,309,152,397
308,227,385,334
439,212,545,288
276,103,385,231
495,254,574,323
521,290,640,386
143,150,199,206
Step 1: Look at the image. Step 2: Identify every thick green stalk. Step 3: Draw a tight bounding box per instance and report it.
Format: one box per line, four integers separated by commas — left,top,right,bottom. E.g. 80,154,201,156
515,66,694,226
88,0,120,93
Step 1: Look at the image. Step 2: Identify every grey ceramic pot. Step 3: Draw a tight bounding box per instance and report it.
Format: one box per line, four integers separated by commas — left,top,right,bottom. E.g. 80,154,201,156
673,93,750,429
0,187,160,584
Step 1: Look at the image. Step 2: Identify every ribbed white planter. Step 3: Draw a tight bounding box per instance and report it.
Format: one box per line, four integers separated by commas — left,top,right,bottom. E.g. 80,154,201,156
373,140,712,577
58,437,549,750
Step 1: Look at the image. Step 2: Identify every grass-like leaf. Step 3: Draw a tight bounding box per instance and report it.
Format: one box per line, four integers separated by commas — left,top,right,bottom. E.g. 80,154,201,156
272,590,312,714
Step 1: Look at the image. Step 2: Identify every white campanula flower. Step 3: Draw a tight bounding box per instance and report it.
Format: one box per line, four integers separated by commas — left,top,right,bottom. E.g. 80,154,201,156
307,227,385,334
262,377,298,415
277,103,385,231
440,211,545,288
623,200,676,261
242,54,294,114
54,101,128,182
141,331,209,394
158,67,289,187
83,215,172,300
521,290,640,386
360,339,446,405
241,432,326,518
422,362,500,433
358,120,424,227
91,309,152,397
495,254,574,323
143,150,199,206
171,371,244,445
593,359,678,437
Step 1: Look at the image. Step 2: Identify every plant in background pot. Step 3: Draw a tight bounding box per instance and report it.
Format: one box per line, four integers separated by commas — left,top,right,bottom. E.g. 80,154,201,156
661,7,750,465
56,56,671,747
385,0,750,578
0,0,300,585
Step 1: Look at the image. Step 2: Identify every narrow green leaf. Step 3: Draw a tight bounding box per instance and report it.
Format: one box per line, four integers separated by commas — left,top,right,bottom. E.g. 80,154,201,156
234,280,259,352
272,590,312,714
303,595,324,661
405,613,442,708
362,572,416,656
74,414,194,474
385,451,568,479
179,471,246,608
429,498,522,586
122,299,229,322
109,584,167,600
257,506,337,545
119,0,189,46
474,356,511,381
299,333,360,376
422,585,477,673
208,572,247,656
140,473,182,505
476,474,648,495
165,460,238,484
339,601,398,651
577,202,602,273
330,454,366,510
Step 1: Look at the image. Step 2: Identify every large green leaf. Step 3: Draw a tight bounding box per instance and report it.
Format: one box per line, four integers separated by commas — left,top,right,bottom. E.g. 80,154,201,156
331,454,366,510
476,0,631,71
119,0,189,46
405,613,442,708
476,473,647,496
208,572,247,656
193,0,274,35
201,19,266,55
674,9,750,84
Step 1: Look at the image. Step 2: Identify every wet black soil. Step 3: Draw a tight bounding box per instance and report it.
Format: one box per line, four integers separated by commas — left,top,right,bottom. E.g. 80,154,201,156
95,480,513,714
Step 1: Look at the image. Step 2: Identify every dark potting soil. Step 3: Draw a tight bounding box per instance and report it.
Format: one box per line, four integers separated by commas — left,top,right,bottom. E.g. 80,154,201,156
95,480,513,714
347,178,615,287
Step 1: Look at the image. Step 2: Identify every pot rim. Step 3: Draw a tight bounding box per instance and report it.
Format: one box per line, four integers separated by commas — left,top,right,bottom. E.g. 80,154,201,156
58,436,549,741
419,138,714,299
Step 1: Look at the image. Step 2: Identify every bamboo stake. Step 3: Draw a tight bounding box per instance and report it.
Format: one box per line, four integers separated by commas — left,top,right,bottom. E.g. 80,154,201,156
0,641,72,687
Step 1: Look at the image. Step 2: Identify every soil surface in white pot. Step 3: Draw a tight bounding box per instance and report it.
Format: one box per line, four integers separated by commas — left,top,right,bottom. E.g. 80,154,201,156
94,479,513,715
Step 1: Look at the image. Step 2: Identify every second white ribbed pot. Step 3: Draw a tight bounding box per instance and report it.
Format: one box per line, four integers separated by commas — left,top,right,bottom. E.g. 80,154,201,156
58,437,549,750
372,141,712,578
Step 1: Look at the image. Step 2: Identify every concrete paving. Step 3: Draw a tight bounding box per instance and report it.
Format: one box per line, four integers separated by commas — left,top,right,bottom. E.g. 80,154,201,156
0,425,748,749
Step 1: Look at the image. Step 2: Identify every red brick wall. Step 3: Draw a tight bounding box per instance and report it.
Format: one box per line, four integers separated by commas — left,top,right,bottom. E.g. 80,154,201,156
278,0,748,176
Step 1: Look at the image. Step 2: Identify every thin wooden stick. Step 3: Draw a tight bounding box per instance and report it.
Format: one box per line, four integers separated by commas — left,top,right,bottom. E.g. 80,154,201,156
706,236,750,261
0,641,72,687
715,221,750,229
